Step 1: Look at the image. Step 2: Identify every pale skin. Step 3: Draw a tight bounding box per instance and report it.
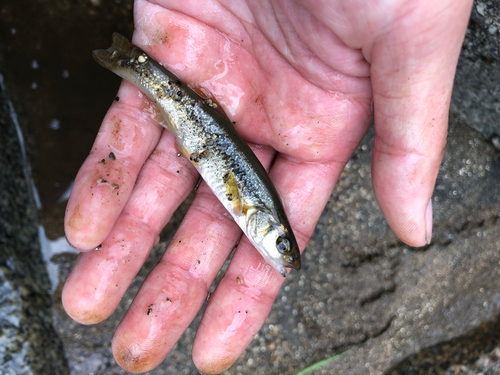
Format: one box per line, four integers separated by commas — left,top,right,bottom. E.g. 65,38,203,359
62,0,473,373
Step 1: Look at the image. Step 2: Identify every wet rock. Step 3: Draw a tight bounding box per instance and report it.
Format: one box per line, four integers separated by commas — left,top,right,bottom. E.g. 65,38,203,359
1,0,500,374
451,0,500,146
0,77,67,373
294,120,500,375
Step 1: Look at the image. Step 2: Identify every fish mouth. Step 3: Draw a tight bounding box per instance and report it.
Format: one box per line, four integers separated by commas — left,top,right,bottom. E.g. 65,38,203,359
288,254,301,271
277,254,300,278
283,250,301,273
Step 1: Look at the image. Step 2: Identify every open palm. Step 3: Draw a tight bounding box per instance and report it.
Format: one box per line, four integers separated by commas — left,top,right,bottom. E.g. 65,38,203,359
62,0,472,373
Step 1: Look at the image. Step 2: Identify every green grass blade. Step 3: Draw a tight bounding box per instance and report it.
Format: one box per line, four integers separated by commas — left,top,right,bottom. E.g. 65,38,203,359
294,350,350,375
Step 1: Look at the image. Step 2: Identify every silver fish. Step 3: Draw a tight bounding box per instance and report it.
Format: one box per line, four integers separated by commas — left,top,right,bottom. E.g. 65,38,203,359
93,33,300,277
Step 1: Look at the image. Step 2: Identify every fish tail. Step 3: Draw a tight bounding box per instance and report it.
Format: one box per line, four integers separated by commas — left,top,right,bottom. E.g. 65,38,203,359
92,33,132,70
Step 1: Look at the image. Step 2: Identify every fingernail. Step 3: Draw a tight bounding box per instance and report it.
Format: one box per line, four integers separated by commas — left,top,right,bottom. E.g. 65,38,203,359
425,199,433,245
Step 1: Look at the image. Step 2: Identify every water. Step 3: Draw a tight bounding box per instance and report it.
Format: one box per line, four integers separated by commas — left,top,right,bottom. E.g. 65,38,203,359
0,0,134,289
1,71,77,291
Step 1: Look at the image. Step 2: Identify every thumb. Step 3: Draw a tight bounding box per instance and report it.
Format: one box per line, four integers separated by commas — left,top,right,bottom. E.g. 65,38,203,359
369,1,472,246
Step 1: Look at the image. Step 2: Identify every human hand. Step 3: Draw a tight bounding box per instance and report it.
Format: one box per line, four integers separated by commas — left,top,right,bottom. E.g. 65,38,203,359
62,0,473,373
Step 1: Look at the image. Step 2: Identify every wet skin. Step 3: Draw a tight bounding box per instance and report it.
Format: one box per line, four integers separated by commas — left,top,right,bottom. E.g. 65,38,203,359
62,0,473,373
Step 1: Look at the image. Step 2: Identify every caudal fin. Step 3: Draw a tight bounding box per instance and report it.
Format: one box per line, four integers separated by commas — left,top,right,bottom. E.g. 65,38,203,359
92,33,131,70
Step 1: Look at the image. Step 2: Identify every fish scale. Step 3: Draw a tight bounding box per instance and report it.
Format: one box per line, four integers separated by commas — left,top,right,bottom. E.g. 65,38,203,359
93,33,301,276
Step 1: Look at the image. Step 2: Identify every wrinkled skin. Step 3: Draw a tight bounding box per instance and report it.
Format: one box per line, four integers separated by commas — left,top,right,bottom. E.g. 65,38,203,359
62,0,473,373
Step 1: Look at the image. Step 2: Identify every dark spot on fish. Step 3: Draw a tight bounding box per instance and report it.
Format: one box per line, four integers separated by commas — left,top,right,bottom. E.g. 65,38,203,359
109,152,116,160
119,56,133,67
173,93,182,101
223,172,230,183
227,194,233,201
114,96,120,101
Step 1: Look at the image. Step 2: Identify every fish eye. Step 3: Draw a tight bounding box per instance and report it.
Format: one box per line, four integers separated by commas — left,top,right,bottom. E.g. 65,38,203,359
276,237,290,253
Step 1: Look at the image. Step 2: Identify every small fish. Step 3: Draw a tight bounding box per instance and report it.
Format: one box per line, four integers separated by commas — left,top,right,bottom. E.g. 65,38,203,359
93,33,301,277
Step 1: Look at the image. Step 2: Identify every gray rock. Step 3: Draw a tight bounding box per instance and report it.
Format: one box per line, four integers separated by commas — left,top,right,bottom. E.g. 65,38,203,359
1,0,500,374
0,78,68,373
291,120,500,375
451,0,500,145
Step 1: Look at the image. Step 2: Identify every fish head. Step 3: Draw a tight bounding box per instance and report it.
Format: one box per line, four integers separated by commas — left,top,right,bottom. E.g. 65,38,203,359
246,209,301,277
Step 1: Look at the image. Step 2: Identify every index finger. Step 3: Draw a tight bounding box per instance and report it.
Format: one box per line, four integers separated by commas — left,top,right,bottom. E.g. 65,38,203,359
64,80,189,250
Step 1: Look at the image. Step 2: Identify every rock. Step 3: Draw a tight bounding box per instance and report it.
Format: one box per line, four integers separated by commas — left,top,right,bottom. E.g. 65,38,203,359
297,119,500,374
2,0,500,374
451,0,500,146
0,78,67,373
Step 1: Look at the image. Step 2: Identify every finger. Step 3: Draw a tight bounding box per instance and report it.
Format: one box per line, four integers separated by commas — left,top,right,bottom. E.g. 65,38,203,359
192,156,342,374
64,80,166,250
369,2,472,246
62,124,198,323
111,145,275,373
